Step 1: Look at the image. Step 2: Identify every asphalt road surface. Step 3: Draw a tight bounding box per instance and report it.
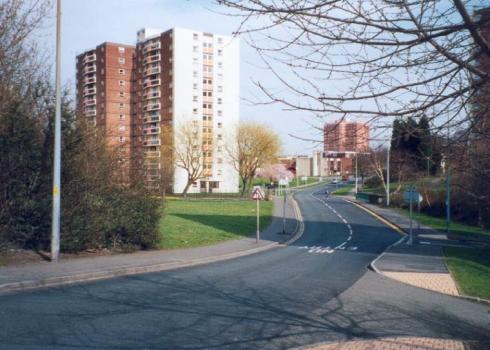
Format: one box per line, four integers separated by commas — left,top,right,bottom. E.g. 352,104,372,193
1,185,488,349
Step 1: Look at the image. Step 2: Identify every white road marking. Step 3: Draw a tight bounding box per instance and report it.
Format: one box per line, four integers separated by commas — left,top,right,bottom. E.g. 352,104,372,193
308,191,356,254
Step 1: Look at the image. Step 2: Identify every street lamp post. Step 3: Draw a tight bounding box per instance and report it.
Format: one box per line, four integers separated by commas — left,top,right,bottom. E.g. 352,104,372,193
51,0,62,262
355,153,358,194
386,145,390,206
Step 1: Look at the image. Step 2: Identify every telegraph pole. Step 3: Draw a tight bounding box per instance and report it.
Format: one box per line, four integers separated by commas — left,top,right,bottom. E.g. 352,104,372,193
51,0,62,262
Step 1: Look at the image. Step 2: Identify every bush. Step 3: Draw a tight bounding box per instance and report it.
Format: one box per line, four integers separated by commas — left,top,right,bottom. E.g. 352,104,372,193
364,176,382,188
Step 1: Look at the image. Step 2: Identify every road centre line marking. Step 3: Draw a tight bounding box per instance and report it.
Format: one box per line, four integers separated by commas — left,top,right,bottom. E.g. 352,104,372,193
309,191,355,254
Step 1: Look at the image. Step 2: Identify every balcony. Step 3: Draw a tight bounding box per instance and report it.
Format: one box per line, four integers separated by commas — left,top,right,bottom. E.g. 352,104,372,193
84,97,96,106
84,109,96,117
143,90,161,100
143,54,161,65
143,103,161,112
143,78,161,89
143,41,161,54
143,139,161,147
83,75,96,85
83,53,96,64
145,150,161,158
83,87,96,97
143,126,161,135
143,114,161,123
144,66,161,76
83,65,96,75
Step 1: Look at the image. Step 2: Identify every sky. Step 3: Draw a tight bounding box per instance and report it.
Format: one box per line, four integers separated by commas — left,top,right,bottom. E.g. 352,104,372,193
39,0,329,156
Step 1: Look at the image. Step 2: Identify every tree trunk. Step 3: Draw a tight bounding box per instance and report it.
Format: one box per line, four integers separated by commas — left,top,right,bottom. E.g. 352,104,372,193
181,180,192,197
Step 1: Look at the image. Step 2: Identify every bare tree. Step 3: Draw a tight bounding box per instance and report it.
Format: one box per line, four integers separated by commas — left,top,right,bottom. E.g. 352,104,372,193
218,0,490,139
227,121,281,195
174,121,207,197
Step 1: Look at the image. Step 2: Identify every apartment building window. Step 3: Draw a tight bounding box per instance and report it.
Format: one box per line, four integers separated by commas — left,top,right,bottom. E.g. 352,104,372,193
193,96,198,102
217,98,222,105
217,73,223,80
119,69,125,75
119,103,125,109
217,110,222,116
217,134,222,140
119,92,125,97
217,122,222,128
217,37,223,44
218,62,223,69
217,158,223,164
119,80,125,87
119,125,126,132
101,68,105,75
118,47,125,53
193,33,198,40
193,108,198,114
218,49,222,56
193,45,198,53
217,146,222,152
118,57,125,64
218,86,223,92
119,114,125,120
119,136,125,143
193,83,198,90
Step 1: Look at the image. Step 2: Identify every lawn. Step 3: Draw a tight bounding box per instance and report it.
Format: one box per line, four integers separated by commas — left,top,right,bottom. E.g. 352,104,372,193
332,184,355,196
159,199,273,249
393,208,490,240
444,247,490,300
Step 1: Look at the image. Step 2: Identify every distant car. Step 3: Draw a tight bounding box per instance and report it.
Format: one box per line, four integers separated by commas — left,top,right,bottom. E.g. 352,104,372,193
331,179,339,184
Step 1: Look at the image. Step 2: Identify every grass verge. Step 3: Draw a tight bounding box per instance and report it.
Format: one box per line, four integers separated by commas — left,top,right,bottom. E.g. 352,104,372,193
159,199,273,249
444,247,490,300
393,208,490,240
332,184,355,196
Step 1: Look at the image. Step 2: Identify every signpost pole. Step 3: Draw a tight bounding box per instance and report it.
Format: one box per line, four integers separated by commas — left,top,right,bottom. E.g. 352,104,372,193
256,198,260,243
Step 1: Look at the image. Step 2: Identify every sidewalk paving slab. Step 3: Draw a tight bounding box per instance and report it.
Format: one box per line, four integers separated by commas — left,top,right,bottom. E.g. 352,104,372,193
343,196,464,298
298,337,489,350
0,195,302,294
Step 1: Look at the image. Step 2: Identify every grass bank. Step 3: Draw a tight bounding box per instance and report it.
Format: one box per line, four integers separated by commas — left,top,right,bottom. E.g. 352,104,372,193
159,199,273,249
332,184,355,196
444,247,490,300
393,208,490,240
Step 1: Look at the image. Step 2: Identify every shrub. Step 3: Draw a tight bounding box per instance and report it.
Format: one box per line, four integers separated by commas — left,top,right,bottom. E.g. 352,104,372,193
364,176,382,188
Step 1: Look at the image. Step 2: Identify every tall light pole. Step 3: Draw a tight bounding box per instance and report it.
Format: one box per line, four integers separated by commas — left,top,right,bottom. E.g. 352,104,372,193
386,145,390,206
51,0,62,262
355,152,358,194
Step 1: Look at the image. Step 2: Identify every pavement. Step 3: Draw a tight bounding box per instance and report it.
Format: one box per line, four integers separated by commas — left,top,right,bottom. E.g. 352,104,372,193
0,185,488,349
0,194,301,294
343,194,487,301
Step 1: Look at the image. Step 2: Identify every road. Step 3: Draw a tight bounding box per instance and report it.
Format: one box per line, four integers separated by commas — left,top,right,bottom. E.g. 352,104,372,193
0,185,488,349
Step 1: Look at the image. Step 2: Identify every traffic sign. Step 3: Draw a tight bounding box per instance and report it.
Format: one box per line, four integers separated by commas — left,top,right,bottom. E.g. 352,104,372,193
278,178,289,186
403,186,422,204
251,186,265,200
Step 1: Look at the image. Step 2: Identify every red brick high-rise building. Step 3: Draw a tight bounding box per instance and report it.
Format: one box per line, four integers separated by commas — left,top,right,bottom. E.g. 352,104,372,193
323,121,369,153
76,42,135,183
322,121,370,175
